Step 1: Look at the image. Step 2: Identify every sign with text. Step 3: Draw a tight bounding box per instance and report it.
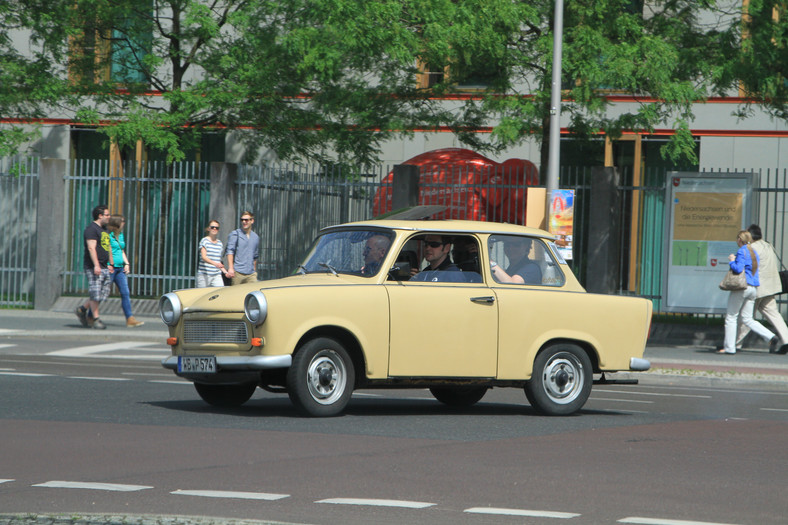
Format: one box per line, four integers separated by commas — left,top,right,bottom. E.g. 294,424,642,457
662,173,755,313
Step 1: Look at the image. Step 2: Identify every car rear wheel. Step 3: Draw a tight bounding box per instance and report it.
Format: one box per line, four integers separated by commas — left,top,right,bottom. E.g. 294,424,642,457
194,382,257,407
524,343,592,416
429,386,488,407
287,337,355,417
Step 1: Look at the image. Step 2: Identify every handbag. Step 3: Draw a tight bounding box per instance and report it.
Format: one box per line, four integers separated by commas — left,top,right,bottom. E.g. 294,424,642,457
780,269,788,294
719,269,747,291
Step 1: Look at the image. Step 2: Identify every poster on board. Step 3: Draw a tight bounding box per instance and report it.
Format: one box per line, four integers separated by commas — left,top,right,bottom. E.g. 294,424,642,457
548,189,574,260
662,172,755,313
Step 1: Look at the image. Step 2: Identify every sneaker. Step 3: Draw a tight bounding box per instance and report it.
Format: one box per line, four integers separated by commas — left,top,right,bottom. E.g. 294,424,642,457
75,306,88,328
126,317,145,328
769,336,780,354
93,318,106,330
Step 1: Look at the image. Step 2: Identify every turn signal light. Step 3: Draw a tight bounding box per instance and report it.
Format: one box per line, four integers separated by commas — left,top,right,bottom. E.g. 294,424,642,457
167,337,178,346
251,337,263,347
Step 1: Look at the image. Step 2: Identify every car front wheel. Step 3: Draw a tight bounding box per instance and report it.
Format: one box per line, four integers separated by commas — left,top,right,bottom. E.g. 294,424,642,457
287,337,355,417
194,382,257,407
524,344,592,416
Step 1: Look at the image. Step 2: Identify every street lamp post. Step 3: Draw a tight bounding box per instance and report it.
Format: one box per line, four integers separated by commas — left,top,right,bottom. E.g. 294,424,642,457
545,0,564,229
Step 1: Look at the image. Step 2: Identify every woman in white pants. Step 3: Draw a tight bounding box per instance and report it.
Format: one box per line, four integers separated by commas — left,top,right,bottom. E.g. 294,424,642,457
719,230,777,354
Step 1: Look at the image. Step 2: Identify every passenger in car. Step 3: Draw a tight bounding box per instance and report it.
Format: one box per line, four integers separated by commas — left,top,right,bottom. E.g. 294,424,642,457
453,236,480,273
491,237,542,285
361,234,392,276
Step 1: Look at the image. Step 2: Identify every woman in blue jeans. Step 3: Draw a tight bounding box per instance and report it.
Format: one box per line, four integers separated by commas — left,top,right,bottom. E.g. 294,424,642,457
108,215,144,327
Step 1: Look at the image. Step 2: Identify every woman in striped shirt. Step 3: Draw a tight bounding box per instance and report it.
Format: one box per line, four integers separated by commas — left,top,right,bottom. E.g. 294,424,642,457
196,219,227,287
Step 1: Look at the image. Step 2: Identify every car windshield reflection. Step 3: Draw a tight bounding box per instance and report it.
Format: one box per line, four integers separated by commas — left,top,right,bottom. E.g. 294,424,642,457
300,229,395,277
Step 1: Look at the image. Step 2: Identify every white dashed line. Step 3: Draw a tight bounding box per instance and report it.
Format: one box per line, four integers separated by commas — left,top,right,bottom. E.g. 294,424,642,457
148,380,192,385
172,489,289,500
619,518,741,525
465,507,580,519
0,330,21,335
589,397,654,404
46,342,162,357
0,372,51,377
0,343,18,349
33,481,153,492
594,389,711,399
67,376,130,382
761,407,788,412
0,479,14,484
317,498,435,509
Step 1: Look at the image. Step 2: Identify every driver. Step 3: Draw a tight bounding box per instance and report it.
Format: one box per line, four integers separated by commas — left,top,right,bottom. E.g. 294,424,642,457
361,235,392,275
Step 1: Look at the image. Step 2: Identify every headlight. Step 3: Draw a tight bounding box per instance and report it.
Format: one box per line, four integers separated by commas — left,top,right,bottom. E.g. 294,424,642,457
159,293,182,326
245,291,268,326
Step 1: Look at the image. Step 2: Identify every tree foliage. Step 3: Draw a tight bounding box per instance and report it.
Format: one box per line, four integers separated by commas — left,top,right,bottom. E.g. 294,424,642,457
0,1,783,169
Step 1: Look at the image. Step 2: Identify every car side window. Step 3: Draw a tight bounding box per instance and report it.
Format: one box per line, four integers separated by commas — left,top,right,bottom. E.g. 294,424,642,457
488,235,565,287
390,234,482,283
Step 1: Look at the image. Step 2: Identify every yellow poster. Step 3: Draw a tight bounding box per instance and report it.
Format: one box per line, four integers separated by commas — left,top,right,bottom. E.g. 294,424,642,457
672,192,742,241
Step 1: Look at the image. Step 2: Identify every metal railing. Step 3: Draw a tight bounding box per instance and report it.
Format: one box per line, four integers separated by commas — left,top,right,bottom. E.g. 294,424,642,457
0,157,39,308
3,155,788,318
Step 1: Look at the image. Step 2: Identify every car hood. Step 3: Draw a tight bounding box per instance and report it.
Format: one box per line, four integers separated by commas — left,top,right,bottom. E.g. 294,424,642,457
181,273,372,313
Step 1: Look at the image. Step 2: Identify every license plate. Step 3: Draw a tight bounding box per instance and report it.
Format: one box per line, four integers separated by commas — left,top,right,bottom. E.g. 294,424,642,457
178,356,217,374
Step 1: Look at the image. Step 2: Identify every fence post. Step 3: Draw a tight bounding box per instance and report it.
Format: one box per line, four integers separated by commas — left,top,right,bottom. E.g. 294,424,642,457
35,158,66,310
210,162,238,237
586,166,621,294
392,164,420,210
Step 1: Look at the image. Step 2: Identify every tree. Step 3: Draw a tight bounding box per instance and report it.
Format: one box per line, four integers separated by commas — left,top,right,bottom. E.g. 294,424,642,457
0,0,458,169
415,0,742,171
733,0,788,121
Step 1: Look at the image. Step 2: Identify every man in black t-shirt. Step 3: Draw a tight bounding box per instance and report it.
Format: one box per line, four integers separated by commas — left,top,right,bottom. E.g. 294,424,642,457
75,205,114,329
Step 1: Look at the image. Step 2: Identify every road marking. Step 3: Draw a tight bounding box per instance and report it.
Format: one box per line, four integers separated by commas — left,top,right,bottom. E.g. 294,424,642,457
0,371,52,377
619,518,740,525
0,330,21,335
0,344,17,349
595,389,711,399
46,342,163,358
317,498,435,509
589,397,654,404
172,489,288,500
465,507,580,518
760,407,788,412
67,376,130,382
0,479,14,484
33,481,153,492
148,380,192,385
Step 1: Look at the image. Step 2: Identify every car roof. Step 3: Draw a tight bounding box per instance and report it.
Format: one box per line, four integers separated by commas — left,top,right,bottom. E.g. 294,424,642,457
321,219,556,240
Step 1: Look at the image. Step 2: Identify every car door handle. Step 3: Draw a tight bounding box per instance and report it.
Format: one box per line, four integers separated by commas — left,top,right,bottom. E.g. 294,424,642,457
470,296,495,304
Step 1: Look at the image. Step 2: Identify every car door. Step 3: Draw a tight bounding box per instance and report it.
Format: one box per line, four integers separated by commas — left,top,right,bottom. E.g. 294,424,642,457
386,279,498,377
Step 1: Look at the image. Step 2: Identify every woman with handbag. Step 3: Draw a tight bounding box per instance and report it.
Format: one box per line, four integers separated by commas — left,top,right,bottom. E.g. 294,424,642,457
718,230,777,354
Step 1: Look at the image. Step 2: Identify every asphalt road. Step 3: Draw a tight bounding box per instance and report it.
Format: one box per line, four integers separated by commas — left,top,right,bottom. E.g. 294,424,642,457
1,330,787,525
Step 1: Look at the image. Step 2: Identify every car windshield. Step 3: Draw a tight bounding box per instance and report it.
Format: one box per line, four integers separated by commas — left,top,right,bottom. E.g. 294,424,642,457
299,229,395,277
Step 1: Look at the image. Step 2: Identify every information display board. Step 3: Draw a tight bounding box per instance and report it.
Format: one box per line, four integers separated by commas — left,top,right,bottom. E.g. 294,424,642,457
662,172,755,313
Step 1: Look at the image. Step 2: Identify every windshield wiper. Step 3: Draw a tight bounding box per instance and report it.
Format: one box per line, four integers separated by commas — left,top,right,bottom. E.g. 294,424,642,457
297,265,308,275
319,262,338,276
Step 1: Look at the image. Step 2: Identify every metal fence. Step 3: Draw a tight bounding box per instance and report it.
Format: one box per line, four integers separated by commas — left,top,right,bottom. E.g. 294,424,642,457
63,160,213,297
236,164,390,281
0,156,39,308
3,155,788,316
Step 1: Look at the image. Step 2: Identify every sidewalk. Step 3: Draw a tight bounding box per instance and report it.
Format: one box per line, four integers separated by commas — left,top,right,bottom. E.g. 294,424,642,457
2,301,788,385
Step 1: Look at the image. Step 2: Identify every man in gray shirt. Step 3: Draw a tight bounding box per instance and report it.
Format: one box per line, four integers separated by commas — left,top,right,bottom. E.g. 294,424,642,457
225,210,260,285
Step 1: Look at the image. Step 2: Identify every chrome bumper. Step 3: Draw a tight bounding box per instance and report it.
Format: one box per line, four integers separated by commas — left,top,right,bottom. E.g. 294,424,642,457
629,357,651,371
162,354,292,371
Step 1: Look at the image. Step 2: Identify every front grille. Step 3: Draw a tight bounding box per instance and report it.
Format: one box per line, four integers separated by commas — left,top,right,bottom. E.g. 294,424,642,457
183,320,248,344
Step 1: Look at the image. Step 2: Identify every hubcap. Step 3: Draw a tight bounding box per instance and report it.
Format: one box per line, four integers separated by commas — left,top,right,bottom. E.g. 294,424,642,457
306,350,347,405
542,352,584,404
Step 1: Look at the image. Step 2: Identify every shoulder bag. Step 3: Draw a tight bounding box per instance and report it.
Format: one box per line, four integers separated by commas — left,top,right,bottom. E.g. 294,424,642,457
719,269,747,291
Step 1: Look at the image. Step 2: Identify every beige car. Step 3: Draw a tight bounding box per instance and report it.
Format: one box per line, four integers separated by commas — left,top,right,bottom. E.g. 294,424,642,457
161,219,652,417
